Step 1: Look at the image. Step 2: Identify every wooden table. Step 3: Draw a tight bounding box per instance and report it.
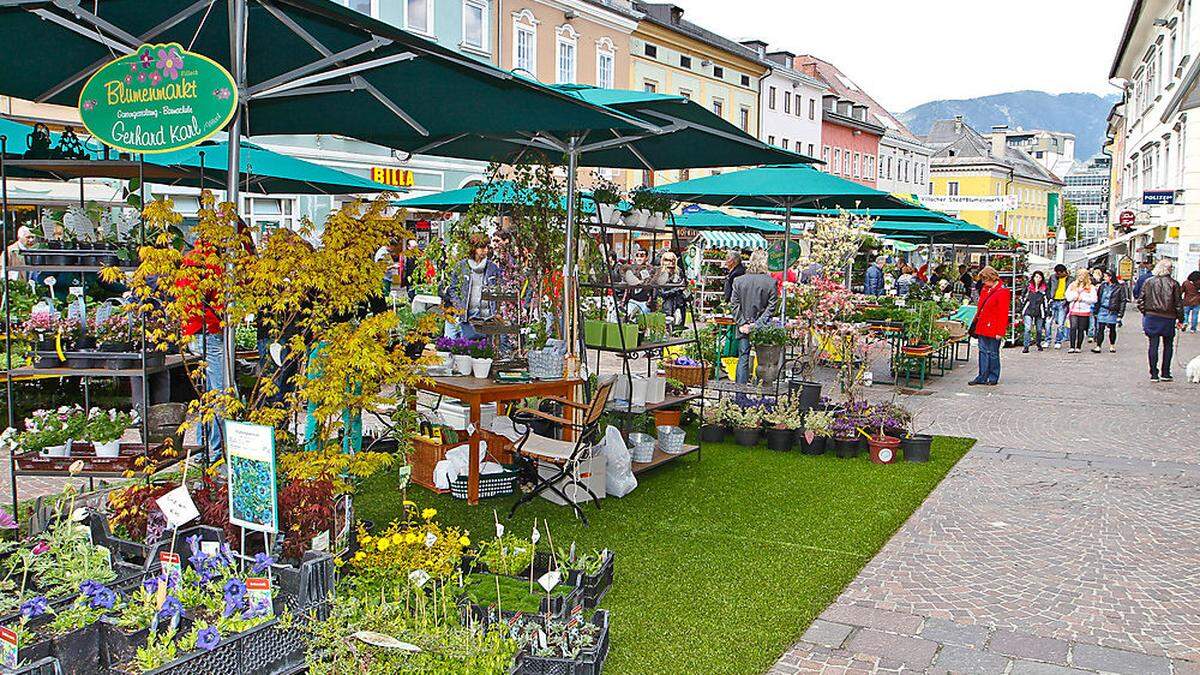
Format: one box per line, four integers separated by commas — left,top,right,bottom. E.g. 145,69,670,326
413,376,583,505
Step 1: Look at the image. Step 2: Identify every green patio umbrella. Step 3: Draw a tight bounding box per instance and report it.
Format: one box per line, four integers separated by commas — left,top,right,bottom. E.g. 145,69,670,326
652,163,919,315
392,180,630,214
671,208,788,233
150,140,394,195
867,219,1002,246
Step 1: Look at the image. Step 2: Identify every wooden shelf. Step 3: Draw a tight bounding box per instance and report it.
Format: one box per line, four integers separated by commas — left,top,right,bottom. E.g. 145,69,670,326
632,444,699,474
589,337,692,355
606,392,701,414
9,354,183,378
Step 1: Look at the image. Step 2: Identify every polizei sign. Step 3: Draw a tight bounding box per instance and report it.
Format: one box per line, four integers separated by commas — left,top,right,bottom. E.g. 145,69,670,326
78,43,237,154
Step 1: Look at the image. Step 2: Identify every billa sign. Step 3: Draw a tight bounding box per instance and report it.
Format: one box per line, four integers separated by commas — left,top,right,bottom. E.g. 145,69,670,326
371,167,415,187
1118,210,1135,227
78,43,237,154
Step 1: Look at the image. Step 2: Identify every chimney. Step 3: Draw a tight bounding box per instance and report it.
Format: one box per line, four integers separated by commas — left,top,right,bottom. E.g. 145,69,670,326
669,5,684,24
990,124,1008,159
852,104,868,121
954,115,963,133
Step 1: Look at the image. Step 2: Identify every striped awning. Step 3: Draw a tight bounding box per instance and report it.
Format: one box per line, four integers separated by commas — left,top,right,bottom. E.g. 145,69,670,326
699,231,768,249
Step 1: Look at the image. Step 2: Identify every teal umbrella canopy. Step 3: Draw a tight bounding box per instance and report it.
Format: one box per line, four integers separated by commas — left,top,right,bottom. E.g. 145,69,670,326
867,219,1003,245
0,1,649,160
775,207,961,222
651,164,914,210
671,207,786,233
394,180,599,213
151,140,394,194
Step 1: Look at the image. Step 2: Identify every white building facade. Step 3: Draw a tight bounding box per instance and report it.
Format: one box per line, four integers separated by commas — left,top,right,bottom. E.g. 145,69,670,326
1110,0,1200,279
876,130,933,197
742,45,824,159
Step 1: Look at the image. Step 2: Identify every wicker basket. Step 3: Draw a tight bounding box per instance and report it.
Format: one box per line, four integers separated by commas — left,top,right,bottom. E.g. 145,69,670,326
665,361,706,387
449,466,520,500
628,433,655,463
411,436,453,493
656,426,686,454
527,348,564,379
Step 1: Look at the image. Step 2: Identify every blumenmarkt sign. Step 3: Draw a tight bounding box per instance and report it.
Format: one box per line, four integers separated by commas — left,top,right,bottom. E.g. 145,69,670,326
78,43,237,154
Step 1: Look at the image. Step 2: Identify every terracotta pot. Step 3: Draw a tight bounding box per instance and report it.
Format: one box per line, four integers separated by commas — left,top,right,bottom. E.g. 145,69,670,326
653,408,682,427
867,435,901,464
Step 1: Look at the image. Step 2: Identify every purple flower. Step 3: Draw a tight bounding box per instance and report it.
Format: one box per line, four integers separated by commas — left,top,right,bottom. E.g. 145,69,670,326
251,553,274,575
222,579,246,617
213,87,231,100
218,543,237,568
186,534,202,555
242,596,271,620
156,47,183,81
157,596,182,621
0,511,15,529
89,586,117,610
79,580,104,597
672,356,700,366
31,541,49,555
138,49,154,70
20,596,49,620
142,572,178,595
196,625,220,651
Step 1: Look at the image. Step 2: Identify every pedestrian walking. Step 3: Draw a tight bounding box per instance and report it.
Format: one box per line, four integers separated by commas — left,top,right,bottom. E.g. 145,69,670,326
1065,269,1098,353
730,250,779,384
1182,270,1200,332
969,266,1011,386
1137,259,1185,381
895,264,918,296
1021,270,1049,353
1048,263,1070,349
1093,269,1127,353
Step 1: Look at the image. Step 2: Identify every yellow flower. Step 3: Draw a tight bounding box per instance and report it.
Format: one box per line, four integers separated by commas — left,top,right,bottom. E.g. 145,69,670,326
333,557,343,567
403,500,416,508
376,537,391,551
422,508,437,520
405,532,419,544
391,533,403,546
360,535,372,544
459,536,471,547
353,551,365,561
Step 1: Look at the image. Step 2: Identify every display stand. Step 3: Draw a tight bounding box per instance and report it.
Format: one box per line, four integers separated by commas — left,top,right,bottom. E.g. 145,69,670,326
582,210,702,473
982,247,1028,346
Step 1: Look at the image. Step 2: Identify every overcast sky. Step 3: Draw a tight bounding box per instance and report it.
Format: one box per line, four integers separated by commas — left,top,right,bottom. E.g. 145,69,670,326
674,0,1132,112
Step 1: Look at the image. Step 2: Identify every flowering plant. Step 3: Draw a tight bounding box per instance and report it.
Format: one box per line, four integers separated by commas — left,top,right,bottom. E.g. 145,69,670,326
344,503,468,595
21,312,77,341
763,396,802,430
803,410,834,438
702,399,730,426
436,336,484,356
475,534,534,576
85,407,133,444
725,397,764,429
670,355,701,367
92,313,132,345
4,406,86,453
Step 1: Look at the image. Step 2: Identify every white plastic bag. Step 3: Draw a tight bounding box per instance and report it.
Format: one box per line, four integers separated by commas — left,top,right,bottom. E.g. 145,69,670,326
602,425,637,497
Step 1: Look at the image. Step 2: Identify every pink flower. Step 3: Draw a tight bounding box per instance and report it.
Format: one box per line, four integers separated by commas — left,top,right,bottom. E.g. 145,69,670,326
82,100,96,111
138,50,154,70
138,72,146,83
31,541,49,555
124,74,132,85
149,71,161,86
156,47,183,81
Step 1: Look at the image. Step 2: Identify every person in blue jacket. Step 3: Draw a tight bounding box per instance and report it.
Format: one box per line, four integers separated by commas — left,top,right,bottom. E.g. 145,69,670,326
864,255,885,295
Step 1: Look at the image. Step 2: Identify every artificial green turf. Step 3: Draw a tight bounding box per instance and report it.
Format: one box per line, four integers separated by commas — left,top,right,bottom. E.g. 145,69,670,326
354,435,973,675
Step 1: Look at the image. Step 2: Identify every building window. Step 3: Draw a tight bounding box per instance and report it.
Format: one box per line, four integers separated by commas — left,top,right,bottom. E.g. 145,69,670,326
784,91,791,114
833,149,841,174
679,89,691,100
643,80,657,93
741,75,751,87
596,38,615,89
243,197,296,237
948,181,959,196
767,135,775,145
852,153,860,178
739,106,750,132
782,138,789,150
680,55,692,68
555,25,578,84
462,0,487,51
808,143,814,156
512,11,537,74
340,0,377,16
405,0,432,34
644,43,657,58
822,145,830,167
768,86,776,110
808,98,815,120
711,98,723,117
712,65,724,78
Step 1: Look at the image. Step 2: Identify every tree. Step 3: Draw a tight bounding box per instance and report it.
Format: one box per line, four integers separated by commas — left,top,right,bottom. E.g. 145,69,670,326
1061,199,1079,242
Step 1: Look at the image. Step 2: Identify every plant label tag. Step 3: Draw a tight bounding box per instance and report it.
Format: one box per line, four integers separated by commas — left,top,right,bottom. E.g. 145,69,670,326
423,532,437,548
311,530,330,552
0,626,17,669
537,570,561,593
408,569,430,588
804,431,816,444
531,525,540,545
467,423,476,436
159,552,181,582
246,577,273,617
155,486,200,528
495,522,505,538
69,285,84,297
200,541,219,557
569,543,576,562
351,631,421,651
268,342,284,367
396,465,411,490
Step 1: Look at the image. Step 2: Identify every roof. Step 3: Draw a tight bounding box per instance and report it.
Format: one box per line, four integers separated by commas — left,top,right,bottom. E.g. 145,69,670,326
923,119,1065,186
794,54,919,141
1109,0,1173,79
634,3,767,66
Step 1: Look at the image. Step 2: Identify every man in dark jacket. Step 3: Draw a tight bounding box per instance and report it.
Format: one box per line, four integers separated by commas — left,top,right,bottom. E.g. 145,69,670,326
722,250,746,304
1138,259,1184,381
730,250,779,383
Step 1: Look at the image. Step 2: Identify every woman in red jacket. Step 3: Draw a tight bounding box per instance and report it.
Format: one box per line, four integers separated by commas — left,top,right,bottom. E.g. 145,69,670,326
970,266,1011,386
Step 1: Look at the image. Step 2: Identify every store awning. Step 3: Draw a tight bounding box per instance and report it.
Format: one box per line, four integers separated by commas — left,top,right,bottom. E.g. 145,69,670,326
1070,223,1159,261
868,219,1003,245
698,231,768,250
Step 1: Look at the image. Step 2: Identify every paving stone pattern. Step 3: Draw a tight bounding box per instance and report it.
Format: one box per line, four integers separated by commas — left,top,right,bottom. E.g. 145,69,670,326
772,330,1200,674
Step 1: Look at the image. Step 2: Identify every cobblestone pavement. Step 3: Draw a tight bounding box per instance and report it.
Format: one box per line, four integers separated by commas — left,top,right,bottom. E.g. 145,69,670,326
773,328,1200,674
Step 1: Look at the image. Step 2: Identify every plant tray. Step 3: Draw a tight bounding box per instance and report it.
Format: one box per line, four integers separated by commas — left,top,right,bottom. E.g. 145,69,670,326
13,440,180,474
450,466,520,500
566,551,614,610
512,609,610,675
461,581,583,625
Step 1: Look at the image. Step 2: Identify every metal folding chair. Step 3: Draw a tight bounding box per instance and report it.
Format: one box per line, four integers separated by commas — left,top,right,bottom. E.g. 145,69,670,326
507,378,615,525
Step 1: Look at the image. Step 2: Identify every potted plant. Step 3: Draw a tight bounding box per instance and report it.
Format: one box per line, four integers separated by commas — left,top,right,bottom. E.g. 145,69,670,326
762,397,800,451
469,342,494,379
750,322,789,386
800,409,833,455
630,187,672,230
652,378,687,427
8,406,83,458
85,407,133,458
582,304,607,348
899,412,933,463
437,337,476,375
590,175,622,224
864,406,901,465
604,320,639,350
728,397,763,447
665,355,706,387
638,312,668,345
699,399,727,442
830,412,860,459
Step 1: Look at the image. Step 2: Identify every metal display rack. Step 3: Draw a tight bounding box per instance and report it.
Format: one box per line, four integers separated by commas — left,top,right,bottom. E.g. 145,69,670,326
582,210,703,474
981,247,1028,346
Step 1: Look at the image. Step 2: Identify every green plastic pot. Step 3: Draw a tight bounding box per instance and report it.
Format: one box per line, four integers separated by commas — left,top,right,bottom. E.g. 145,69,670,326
584,320,607,347
605,322,639,350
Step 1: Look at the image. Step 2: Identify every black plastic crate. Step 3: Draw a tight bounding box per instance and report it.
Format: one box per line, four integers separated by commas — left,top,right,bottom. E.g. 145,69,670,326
513,609,610,675
565,551,614,610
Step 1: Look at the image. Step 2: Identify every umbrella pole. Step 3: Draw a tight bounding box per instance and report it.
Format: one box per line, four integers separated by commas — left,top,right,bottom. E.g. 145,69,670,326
563,137,580,377
780,201,792,320
222,0,247,422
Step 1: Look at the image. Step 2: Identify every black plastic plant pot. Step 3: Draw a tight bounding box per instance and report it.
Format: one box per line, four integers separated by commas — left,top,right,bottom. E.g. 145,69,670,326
35,354,60,369
143,352,165,368
699,425,726,443
18,635,53,666
51,622,101,675
66,354,94,369
99,341,134,353
76,336,97,350
833,436,859,458
901,434,933,463
799,433,827,456
732,427,761,447
793,380,823,413
765,427,795,451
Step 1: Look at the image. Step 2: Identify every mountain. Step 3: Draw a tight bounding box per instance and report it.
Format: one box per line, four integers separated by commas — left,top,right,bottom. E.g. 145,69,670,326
899,90,1121,162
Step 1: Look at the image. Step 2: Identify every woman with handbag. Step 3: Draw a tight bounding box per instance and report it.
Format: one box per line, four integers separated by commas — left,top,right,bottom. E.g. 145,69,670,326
969,266,1011,386
1065,269,1098,354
